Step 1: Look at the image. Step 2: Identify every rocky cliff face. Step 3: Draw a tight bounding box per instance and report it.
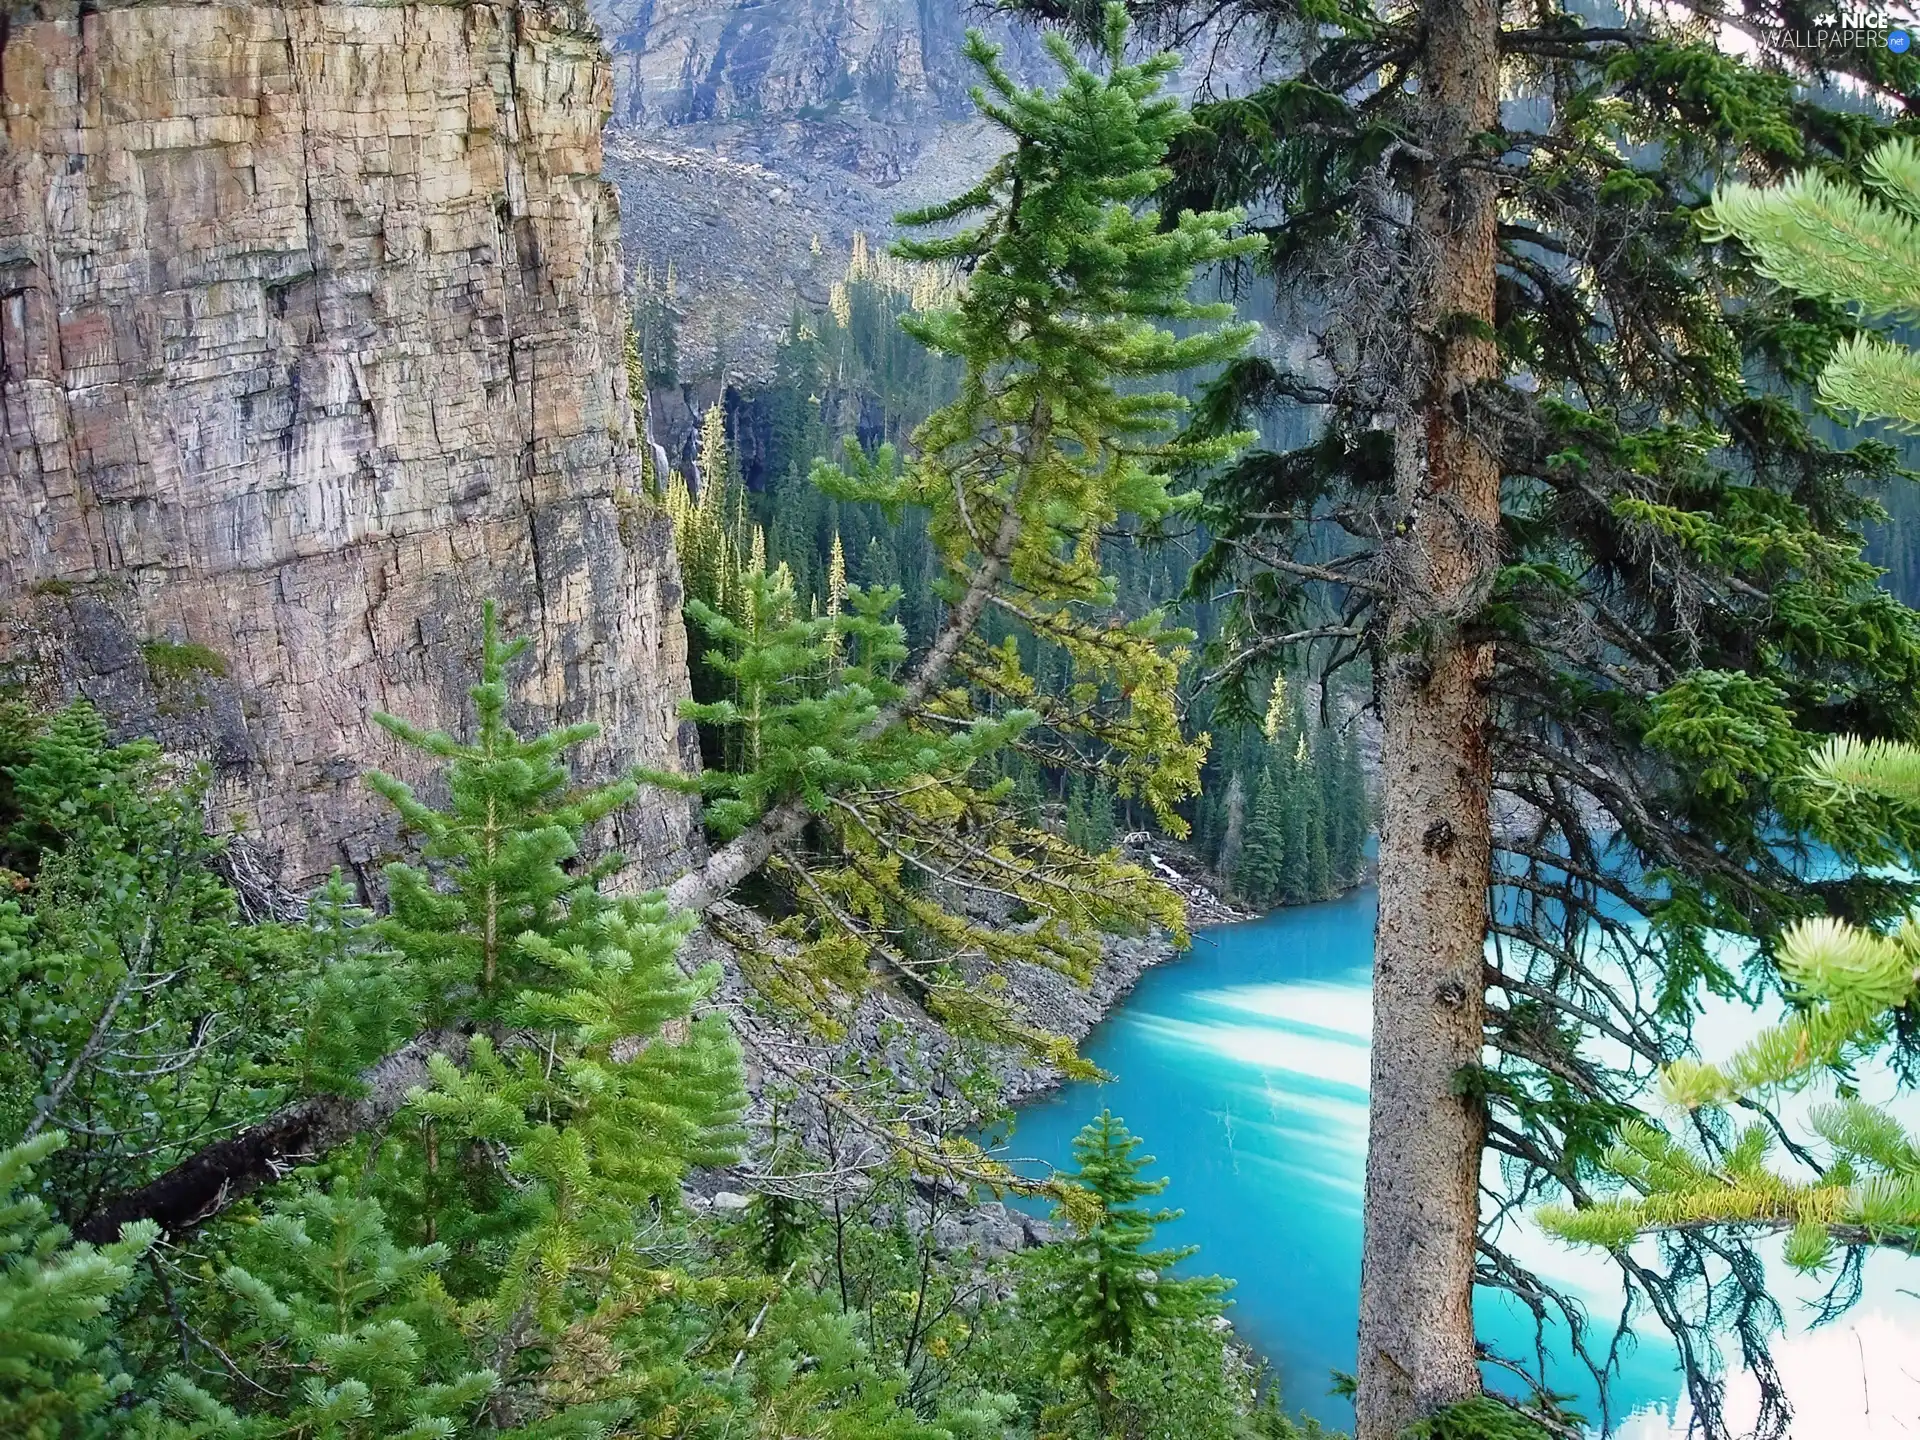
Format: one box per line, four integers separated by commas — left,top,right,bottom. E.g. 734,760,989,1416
0,0,702,894
593,0,1048,382
587,0,1254,384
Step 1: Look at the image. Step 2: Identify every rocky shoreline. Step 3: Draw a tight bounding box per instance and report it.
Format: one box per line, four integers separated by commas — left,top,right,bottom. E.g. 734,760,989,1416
991,836,1255,1099
685,844,1356,1278
681,839,1250,1245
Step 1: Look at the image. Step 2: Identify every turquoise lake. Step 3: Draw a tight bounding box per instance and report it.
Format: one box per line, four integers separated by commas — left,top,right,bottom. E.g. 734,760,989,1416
991,887,1685,1432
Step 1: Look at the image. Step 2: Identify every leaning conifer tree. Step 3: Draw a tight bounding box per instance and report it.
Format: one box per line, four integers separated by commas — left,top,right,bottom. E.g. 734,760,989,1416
662,5,1256,910
649,8,1258,1073
1000,0,1920,1432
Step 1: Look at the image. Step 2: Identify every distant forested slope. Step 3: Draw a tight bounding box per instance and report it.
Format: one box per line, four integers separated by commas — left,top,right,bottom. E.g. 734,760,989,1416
645,254,1371,907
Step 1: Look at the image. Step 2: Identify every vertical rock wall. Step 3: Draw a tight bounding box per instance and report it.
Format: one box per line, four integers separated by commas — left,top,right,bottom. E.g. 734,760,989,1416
0,0,702,893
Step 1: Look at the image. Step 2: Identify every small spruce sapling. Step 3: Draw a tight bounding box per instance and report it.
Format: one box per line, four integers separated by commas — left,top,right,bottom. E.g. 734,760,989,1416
368,602,640,1019
0,1134,156,1440
366,605,746,1337
1022,1111,1230,1433
127,1187,495,1440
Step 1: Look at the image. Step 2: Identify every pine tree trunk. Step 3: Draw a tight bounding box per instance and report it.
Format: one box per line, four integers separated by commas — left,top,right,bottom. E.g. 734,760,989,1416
1352,0,1502,1433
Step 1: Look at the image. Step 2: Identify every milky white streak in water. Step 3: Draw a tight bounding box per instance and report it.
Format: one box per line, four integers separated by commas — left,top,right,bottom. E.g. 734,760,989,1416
992,886,1920,1435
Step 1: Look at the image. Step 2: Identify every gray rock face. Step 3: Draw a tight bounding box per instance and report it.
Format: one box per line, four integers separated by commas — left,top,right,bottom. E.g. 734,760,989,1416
586,0,1060,381
587,0,1262,382
0,0,702,893
594,0,990,130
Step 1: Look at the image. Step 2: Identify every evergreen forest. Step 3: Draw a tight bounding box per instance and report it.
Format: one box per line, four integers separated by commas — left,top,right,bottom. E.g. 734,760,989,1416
644,232,1373,910
6,6,1920,1440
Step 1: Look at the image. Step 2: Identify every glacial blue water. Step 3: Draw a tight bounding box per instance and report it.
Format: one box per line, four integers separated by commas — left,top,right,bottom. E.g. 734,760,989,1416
989,887,1684,1432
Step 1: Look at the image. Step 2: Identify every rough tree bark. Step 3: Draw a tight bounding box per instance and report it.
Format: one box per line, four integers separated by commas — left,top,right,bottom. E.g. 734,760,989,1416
1352,0,1503,1433
72,1029,470,1244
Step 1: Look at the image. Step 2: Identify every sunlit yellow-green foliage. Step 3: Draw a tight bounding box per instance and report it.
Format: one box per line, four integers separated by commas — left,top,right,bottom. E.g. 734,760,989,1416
664,407,816,773
651,9,1254,1070
840,228,958,316
665,403,751,620
815,9,1256,836
1542,735,1920,1270
1702,138,1920,429
672,562,1183,1062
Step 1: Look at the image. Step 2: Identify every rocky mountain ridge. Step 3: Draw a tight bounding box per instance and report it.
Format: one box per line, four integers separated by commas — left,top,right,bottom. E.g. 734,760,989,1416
587,0,1261,382
0,0,702,893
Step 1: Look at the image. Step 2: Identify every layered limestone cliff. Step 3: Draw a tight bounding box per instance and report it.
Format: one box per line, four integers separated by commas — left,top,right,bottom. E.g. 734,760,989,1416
0,0,702,894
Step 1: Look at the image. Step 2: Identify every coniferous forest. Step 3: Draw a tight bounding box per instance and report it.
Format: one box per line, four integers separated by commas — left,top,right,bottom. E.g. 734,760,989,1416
4,5,1920,1440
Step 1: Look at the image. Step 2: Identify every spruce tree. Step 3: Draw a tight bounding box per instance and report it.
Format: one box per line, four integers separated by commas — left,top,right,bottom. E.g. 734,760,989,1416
1331,726,1369,886
359,610,749,1326
1234,763,1287,909
1544,140,1920,1275
0,1134,156,1440
1064,775,1092,853
1066,776,1119,855
72,607,748,1262
67,608,752,1437
996,0,1920,1427
1022,1112,1230,1435
1279,723,1330,906
367,604,640,1020
1091,780,1118,854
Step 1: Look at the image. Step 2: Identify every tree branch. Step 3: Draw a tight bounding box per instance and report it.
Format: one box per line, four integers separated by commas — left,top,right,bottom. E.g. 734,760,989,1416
74,1028,470,1244
664,406,1042,915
